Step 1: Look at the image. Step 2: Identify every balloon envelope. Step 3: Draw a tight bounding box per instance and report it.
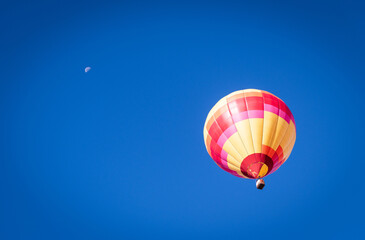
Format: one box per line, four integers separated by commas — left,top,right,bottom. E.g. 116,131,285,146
203,89,296,179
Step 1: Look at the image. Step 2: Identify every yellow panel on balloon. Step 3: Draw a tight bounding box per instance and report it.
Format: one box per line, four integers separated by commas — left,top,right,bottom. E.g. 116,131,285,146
227,154,243,173
270,117,290,151
222,140,243,163
262,111,279,147
283,138,295,163
235,119,255,155
228,132,249,158
248,118,263,154
280,121,296,157
258,164,269,177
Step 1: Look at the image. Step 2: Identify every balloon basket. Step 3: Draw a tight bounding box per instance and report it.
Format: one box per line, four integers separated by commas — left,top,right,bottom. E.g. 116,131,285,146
256,179,265,190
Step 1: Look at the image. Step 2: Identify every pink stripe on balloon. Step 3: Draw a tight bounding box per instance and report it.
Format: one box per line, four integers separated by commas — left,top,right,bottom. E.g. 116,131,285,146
232,111,249,122
279,109,291,123
264,103,279,114
224,124,236,137
264,103,290,124
219,150,242,178
247,110,264,118
217,133,228,148
231,110,264,122
220,150,228,168
217,124,237,147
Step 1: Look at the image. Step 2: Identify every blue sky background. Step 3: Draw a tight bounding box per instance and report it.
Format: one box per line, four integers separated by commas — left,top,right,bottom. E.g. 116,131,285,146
1,1,365,239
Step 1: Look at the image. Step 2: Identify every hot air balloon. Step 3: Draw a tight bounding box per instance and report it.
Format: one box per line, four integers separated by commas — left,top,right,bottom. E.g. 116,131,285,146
203,89,296,189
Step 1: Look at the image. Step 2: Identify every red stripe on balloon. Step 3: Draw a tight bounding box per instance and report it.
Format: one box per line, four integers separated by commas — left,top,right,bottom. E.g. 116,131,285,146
245,96,264,111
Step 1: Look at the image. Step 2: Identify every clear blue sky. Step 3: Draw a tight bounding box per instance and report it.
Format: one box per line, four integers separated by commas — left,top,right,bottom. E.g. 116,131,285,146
1,1,365,239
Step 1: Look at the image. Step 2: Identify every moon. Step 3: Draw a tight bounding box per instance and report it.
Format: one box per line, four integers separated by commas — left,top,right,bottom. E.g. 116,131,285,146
85,66,91,73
